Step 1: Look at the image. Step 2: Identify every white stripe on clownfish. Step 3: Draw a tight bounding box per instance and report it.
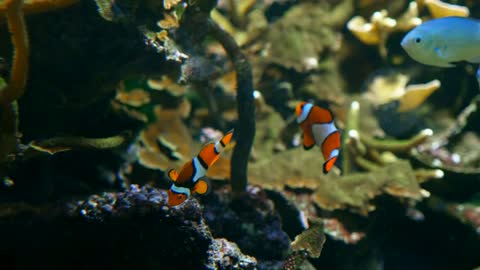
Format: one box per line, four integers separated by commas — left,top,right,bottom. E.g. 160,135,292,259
297,103,313,123
312,122,337,148
329,148,340,160
192,156,207,183
214,140,225,154
170,184,191,197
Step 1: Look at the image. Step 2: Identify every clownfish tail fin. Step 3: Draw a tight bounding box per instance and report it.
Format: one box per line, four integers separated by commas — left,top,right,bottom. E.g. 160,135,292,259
197,129,234,168
220,129,234,147
322,156,338,174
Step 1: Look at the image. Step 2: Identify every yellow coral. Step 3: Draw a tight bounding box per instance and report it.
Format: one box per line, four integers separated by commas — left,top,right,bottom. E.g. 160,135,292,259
347,3,421,57
365,73,440,112
347,16,380,45
0,0,78,14
163,0,181,10
424,0,469,18
398,79,441,112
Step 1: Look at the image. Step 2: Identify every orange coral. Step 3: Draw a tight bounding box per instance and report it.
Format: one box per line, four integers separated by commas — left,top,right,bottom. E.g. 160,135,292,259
115,88,151,107
0,0,78,14
0,0,28,106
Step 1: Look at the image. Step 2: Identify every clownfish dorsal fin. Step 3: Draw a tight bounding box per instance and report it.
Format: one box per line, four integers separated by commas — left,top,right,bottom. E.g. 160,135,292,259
193,178,210,195
303,129,315,150
167,168,179,181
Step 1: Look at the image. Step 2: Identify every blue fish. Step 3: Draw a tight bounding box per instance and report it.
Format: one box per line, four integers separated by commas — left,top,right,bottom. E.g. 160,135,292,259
401,16,480,67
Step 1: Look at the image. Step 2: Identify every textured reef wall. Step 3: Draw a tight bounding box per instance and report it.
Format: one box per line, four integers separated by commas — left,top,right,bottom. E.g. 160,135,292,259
1,0,480,269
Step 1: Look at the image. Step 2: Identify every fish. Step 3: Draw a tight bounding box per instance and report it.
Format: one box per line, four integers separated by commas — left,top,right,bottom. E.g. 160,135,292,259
295,101,341,174
401,16,480,67
167,129,234,206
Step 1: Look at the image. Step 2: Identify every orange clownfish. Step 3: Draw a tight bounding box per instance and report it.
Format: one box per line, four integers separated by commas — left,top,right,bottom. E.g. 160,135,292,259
167,129,234,206
295,101,340,174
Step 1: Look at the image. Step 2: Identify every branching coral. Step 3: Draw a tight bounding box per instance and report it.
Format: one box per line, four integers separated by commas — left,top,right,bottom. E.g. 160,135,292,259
283,217,326,270
422,0,470,18
0,0,27,175
0,0,78,14
0,0,79,167
364,72,441,112
0,0,28,107
347,0,470,58
347,1,421,58
27,133,130,155
342,100,443,183
412,94,480,174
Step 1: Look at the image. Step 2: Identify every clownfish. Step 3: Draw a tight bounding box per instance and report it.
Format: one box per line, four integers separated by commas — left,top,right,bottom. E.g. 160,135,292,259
295,101,340,174
167,129,234,206
401,17,480,67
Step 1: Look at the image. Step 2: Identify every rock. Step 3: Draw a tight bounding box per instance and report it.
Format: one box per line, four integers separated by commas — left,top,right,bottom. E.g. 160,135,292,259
0,185,256,270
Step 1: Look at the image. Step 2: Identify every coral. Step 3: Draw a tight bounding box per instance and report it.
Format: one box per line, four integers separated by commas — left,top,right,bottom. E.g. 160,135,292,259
412,95,480,174
0,0,28,179
206,238,257,270
342,100,443,185
0,0,78,14
256,1,353,72
147,75,187,96
322,218,365,244
290,217,326,258
163,0,182,10
137,106,193,169
364,72,441,112
347,0,470,57
423,0,470,18
0,0,29,107
115,87,151,107
347,1,421,57
26,132,130,155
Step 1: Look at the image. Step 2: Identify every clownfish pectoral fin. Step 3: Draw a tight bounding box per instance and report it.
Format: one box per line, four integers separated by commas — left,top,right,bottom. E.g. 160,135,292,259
167,168,179,181
302,130,315,150
193,178,211,195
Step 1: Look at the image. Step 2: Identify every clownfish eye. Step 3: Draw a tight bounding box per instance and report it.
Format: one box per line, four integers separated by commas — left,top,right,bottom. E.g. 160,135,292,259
415,37,421,43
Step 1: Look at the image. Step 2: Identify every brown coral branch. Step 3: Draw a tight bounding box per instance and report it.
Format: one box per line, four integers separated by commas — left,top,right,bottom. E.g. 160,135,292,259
208,18,255,194
0,0,78,14
28,132,130,155
0,0,28,107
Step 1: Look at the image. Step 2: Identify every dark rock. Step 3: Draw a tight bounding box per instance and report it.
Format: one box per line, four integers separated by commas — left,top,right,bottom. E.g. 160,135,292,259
202,185,291,268
0,185,256,270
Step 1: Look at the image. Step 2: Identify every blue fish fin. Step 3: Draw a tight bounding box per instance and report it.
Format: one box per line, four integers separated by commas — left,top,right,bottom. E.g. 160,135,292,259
434,47,446,59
